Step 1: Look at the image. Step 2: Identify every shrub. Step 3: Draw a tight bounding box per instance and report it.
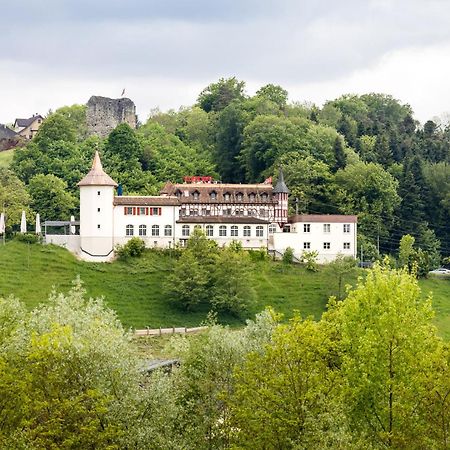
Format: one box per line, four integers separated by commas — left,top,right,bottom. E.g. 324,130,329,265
282,247,294,265
14,233,39,244
115,237,146,259
301,250,319,272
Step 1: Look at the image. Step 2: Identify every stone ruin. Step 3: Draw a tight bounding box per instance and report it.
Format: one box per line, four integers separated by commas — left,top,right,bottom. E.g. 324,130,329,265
86,96,137,138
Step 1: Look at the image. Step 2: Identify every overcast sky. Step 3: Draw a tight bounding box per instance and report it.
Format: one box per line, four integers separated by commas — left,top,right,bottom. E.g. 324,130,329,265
2,0,450,124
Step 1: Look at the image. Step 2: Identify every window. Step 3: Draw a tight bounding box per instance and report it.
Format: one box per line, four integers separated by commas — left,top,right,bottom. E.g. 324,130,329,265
261,193,268,201
269,224,277,234
138,207,147,216
152,225,159,237
191,209,199,216
175,190,182,198
260,209,267,217
323,224,331,233
231,225,238,237
97,224,101,229
235,209,244,216
343,242,351,250
219,225,227,237
256,226,264,237
139,225,147,236
125,207,133,215
194,225,201,231
126,224,134,236
323,242,331,249
343,224,351,233
193,191,200,200
164,225,172,236
97,208,100,212
224,208,232,216
243,226,251,237
181,208,186,216
304,224,310,233
236,193,243,201
210,191,217,200
151,207,161,216
97,191,101,196
224,193,230,201
304,242,311,249
206,225,214,237
248,193,255,202
182,225,190,237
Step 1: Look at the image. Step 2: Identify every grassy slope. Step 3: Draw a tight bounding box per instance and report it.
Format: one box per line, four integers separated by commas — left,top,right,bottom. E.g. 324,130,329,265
0,149,15,168
0,241,449,337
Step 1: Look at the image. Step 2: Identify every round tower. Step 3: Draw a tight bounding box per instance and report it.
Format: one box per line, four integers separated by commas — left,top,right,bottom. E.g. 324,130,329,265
273,168,290,227
77,151,118,261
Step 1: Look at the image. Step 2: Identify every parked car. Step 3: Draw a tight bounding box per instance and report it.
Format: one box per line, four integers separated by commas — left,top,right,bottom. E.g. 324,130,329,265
429,268,450,275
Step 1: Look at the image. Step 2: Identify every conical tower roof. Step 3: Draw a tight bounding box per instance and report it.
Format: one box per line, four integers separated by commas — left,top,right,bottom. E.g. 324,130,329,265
77,151,118,187
273,168,290,194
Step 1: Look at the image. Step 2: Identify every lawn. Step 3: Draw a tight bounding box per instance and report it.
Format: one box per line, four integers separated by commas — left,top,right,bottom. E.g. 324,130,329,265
0,241,449,337
0,149,15,168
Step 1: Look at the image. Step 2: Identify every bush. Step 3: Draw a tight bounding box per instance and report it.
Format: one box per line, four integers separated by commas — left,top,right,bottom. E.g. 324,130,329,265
301,250,319,272
115,237,146,259
282,247,294,265
14,233,39,244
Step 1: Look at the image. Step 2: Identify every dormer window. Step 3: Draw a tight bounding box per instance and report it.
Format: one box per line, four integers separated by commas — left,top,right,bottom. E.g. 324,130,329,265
248,193,256,202
210,191,217,200
175,190,182,198
236,192,243,201
192,190,200,200
224,192,231,201
261,193,268,201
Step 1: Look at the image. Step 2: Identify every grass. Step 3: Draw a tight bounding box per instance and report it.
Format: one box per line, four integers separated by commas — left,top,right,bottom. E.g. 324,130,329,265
0,241,449,338
0,149,15,168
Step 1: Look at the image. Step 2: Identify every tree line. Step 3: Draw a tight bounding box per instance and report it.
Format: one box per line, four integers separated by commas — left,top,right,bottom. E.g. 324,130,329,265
1,78,449,263
1,265,450,448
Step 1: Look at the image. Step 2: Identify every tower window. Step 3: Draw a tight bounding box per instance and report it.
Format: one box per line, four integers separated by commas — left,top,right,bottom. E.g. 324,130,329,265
343,224,351,233
304,224,310,233
97,224,101,229
323,242,331,249
97,191,101,196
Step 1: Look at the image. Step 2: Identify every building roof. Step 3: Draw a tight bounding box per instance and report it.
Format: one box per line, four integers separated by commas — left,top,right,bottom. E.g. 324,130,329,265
14,115,43,128
289,214,358,223
177,216,269,224
114,196,180,206
273,168,290,194
77,151,118,187
0,124,18,139
161,181,275,204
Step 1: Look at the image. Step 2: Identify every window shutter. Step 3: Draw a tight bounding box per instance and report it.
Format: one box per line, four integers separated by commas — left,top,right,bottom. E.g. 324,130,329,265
150,208,153,216
133,207,136,215
146,208,149,215
124,207,127,215
159,208,162,215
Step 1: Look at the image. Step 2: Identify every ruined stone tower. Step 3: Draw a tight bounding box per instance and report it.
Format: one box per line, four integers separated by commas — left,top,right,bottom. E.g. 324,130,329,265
86,96,137,137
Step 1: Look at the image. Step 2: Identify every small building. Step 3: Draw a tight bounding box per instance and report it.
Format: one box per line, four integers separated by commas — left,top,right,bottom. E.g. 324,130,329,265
0,124,20,150
13,114,44,139
45,152,357,263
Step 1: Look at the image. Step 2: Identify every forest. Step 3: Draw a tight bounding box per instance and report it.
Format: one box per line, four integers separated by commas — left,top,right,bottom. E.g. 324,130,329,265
1,77,450,265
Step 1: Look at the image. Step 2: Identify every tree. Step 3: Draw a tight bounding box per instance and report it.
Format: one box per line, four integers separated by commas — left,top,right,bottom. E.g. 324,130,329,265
34,113,77,147
324,255,357,300
0,168,32,230
54,104,88,141
28,174,77,221
230,317,350,448
255,84,288,109
211,245,256,316
331,135,347,173
197,77,246,113
104,123,141,161
326,263,442,448
0,279,144,449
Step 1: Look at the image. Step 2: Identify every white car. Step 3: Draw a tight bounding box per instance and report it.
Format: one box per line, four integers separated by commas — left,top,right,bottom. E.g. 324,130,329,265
429,268,450,275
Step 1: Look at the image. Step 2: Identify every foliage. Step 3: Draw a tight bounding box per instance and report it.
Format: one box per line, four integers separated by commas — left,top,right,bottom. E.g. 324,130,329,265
28,173,77,221
115,236,146,259
14,233,39,244
282,246,294,264
0,168,32,229
197,77,246,113
301,250,319,271
324,255,357,300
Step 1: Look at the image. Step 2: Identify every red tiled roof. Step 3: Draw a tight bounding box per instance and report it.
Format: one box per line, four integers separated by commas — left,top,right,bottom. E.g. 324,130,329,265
114,196,180,206
177,216,269,224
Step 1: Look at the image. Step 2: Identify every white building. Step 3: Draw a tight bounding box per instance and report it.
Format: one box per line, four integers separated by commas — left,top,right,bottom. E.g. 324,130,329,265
45,152,357,263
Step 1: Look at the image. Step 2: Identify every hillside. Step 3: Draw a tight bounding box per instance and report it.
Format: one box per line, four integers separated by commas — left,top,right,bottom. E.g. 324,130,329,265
1,241,449,337
0,149,14,168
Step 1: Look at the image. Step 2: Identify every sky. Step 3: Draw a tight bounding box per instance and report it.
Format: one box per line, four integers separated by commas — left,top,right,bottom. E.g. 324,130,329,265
2,0,450,125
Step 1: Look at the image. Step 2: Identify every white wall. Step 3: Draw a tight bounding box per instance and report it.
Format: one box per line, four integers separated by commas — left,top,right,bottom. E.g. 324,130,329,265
271,221,357,263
